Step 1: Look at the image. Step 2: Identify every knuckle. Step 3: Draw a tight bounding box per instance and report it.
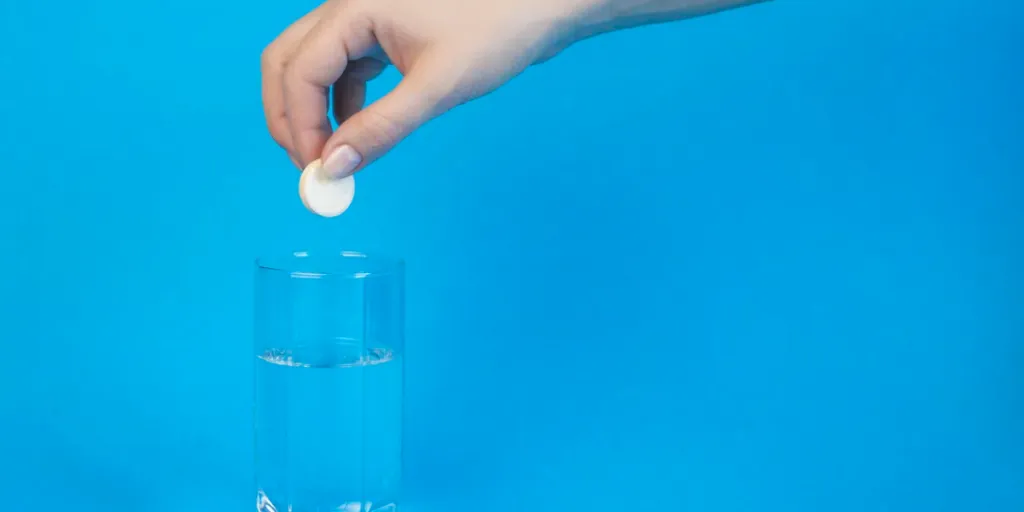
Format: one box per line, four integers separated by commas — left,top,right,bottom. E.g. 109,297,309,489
278,53,293,77
267,122,291,148
279,53,303,85
260,44,283,73
359,109,404,146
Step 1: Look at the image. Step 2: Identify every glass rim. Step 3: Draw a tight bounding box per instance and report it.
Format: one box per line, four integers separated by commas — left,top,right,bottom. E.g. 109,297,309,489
255,250,404,280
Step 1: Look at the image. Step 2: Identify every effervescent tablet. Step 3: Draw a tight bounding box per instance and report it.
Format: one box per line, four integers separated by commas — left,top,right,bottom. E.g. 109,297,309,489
299,158,355,217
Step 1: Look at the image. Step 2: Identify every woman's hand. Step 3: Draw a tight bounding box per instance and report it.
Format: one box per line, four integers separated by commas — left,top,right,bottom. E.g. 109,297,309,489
261,0,583,177
261,0,764,178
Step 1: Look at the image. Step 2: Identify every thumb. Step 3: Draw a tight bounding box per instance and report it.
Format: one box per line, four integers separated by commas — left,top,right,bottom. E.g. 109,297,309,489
319,69,449,178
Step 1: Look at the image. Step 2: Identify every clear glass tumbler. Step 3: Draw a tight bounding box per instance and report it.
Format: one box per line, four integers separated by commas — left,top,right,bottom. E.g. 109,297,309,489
254,251,404,512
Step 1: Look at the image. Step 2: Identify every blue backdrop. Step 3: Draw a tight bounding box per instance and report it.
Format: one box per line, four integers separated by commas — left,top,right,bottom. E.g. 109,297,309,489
1,0,1022,510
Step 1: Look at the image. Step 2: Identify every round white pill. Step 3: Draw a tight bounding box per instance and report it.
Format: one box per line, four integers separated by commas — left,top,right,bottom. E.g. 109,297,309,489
299,158,355,218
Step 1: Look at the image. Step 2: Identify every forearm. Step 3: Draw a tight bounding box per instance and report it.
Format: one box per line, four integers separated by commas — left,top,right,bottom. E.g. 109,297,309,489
570,0,768,38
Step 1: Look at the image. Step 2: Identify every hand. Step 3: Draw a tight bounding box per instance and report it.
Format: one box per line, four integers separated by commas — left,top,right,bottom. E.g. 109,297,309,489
261,0,584,177
261,0,765,177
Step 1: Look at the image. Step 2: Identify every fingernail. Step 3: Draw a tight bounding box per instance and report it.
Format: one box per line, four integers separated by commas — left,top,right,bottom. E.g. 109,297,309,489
322,144,362,179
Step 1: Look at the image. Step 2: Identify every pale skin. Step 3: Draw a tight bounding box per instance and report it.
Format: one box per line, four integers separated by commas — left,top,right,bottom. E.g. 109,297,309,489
262,0,766,178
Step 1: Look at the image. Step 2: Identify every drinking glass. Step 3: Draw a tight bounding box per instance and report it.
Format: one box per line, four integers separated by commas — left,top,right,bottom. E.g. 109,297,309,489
254,251,404,512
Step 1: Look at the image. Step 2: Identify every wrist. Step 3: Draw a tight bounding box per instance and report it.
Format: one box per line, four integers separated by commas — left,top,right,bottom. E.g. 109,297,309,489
560,0,768,42
557,0,617,42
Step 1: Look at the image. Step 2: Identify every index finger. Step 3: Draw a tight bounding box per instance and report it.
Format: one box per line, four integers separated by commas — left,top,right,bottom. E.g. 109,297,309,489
260,2,331,166
282,4,377,166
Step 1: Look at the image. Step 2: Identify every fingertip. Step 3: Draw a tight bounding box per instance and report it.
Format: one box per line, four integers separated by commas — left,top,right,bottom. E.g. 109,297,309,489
321,144,363,179
291,120,333,168
288,152,303,170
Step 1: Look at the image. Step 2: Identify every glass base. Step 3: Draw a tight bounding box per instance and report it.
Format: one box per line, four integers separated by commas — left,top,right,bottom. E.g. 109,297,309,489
258,490,397,512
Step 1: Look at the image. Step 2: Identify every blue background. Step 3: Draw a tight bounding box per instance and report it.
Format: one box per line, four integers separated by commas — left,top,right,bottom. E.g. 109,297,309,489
1,0,1022,510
